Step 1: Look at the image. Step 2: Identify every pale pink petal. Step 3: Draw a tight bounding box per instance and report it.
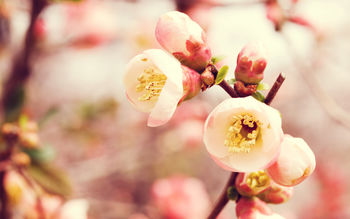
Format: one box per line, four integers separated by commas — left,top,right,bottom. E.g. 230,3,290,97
144,50,183,127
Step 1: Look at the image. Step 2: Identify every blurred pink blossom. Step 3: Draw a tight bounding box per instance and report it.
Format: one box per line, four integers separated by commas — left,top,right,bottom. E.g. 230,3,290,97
151,175,210,219
34,2,117,48
300,162,348,219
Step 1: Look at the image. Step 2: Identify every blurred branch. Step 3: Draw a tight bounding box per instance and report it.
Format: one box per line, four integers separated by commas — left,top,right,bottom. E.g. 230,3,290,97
1,0,47,122
282,34,350,130
0,1,47,218
175,0,268,11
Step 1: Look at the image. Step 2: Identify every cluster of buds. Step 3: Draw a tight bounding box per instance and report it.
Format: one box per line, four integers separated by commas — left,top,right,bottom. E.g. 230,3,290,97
1,118,41,168
123,10,316,218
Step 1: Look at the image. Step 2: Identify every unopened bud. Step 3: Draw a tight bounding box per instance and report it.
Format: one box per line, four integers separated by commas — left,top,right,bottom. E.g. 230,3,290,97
267,135,316,186
12,152,31,167
19,132,39,149
235,43,267,84
1,123,20,142
181,65,202,102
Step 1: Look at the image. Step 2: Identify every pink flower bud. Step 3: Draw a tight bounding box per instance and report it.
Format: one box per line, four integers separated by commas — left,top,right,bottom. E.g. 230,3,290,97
124,49,201,127
151,176,210,219
155,11,212,72
235,171,271,196
235,43,267,84
257,181,293,204
267,135,316,186
203,96,283,172
236,197,285,219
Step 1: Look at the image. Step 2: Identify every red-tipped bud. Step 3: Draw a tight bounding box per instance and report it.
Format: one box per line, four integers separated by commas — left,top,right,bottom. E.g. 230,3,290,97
235,43,267,84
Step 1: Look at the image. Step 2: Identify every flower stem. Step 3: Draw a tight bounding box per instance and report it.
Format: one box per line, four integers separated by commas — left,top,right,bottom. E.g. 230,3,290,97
264,73,286,105
219,80,239,98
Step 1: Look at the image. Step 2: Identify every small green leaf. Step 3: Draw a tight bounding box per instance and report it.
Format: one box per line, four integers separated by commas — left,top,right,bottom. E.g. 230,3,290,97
211,55,225,65
23,145,56,164
257,82,270,91
226,78,237,85
252,92,265,102
28,163,72,198
215,65,229,85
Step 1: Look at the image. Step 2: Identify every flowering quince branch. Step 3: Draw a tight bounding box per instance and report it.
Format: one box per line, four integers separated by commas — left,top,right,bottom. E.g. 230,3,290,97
123,10,316,219
206,69,286,219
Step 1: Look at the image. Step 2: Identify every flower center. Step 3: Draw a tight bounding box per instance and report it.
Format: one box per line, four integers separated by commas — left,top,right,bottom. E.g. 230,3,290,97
136,67,167,101
224,113,261,153
246,170,270,189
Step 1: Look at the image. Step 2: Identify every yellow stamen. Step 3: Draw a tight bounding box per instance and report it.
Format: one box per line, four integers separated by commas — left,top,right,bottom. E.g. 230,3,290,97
225,113,261,153
136,67,167,101
246,170,270,189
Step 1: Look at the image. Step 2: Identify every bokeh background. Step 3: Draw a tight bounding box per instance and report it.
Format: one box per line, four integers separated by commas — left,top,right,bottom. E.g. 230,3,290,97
1,0,350,218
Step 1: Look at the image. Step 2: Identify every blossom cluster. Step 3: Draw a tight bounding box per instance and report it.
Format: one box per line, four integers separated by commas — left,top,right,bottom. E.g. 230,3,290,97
123,11,316,218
